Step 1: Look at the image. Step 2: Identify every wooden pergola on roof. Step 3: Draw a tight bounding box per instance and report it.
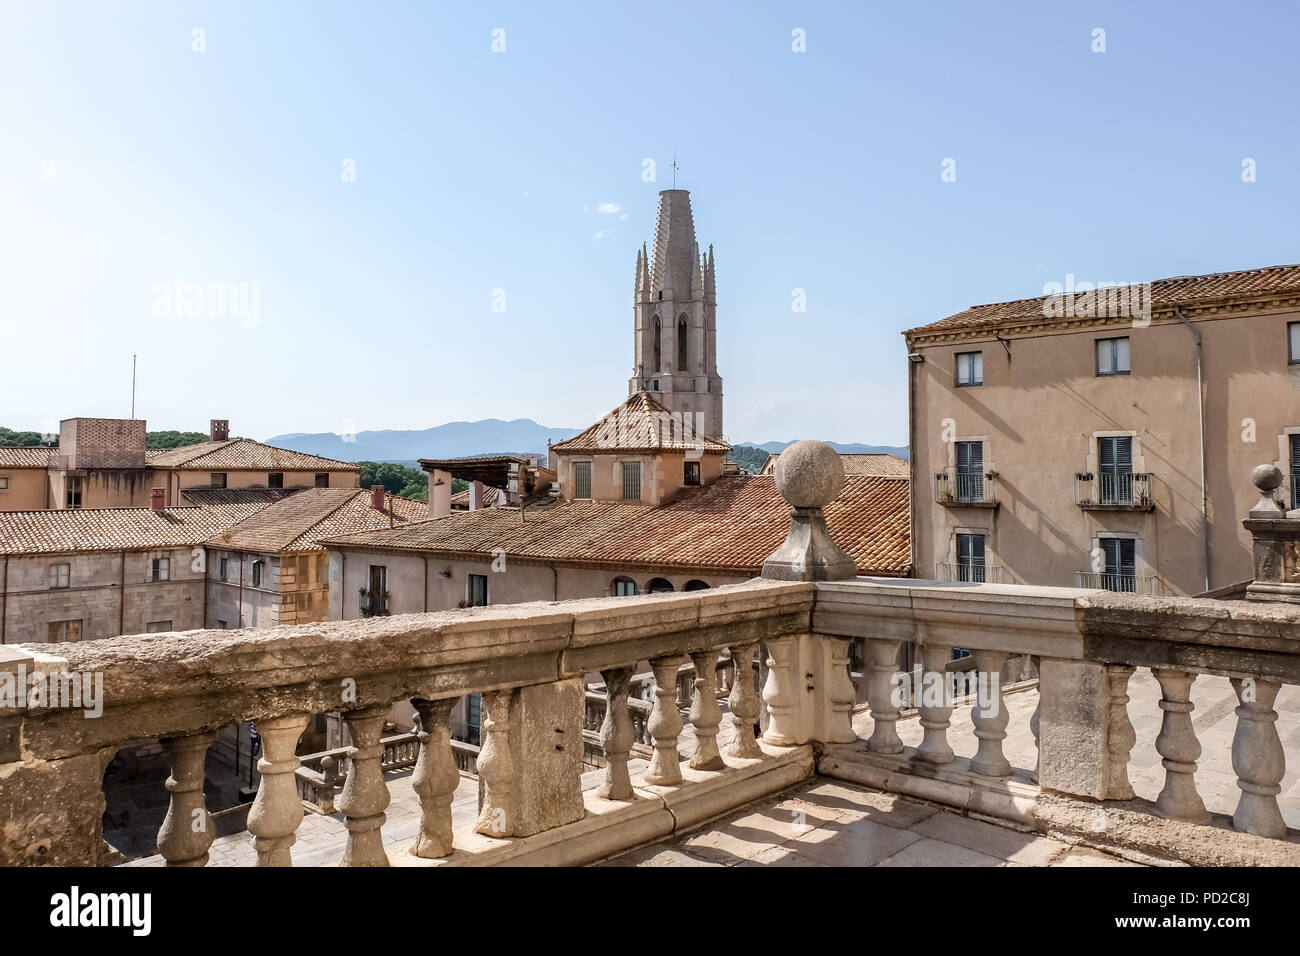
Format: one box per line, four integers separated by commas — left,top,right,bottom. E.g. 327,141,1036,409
418,455,545,489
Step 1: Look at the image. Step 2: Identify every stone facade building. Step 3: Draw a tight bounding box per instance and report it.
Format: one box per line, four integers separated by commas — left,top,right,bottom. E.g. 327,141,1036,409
905,264,1300,596
0,418,359,511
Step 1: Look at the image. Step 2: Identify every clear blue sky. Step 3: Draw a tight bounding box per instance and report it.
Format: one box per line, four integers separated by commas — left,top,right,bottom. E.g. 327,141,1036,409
2,0,1296,446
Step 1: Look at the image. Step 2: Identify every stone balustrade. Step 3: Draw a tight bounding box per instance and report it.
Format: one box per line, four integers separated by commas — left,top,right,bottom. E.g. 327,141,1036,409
1,449,1297,868
295,732,481,813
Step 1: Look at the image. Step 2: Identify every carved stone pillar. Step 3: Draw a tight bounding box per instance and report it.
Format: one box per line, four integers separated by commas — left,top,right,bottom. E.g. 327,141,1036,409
825,637,858,744
1105,665,1137,800
157,731,215,867
688,650,725,770
865,638,903,754
1230,677,1287,838
1152,668,1210,823
644,656,685,786
474,689,516,835
1029,655,1041,784
969,650,1010,777
916,644,954,764
761,635,800,746
247,714,309,867
410,697,459,858
726,643,762,758
338,705,391,866
598,666,636,799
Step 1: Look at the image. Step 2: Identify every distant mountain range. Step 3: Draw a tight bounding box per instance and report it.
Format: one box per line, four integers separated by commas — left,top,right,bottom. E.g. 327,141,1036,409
737,440,909,460
263,420,907,464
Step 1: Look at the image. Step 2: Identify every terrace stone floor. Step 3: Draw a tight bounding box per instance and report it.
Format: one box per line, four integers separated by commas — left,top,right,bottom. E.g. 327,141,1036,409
124,673,1300,867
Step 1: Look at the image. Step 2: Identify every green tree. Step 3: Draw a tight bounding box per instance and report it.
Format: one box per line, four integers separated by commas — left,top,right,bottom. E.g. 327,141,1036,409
0,427,51,446
146,430,210,449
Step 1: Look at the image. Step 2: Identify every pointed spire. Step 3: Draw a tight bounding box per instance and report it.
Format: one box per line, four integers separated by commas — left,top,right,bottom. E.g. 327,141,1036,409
639,242,651,298
689,239,702,297
650,189,697,296
705,243,716,301
634,246,645,299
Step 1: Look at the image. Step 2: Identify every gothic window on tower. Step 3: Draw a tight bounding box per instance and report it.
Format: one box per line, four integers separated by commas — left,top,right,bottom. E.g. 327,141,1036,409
677,315,688,372
653,317,661,371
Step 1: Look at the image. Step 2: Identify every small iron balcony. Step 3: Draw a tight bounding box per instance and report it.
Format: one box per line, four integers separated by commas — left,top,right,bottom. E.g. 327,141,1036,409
933,471,998,508
1074,472,1154,511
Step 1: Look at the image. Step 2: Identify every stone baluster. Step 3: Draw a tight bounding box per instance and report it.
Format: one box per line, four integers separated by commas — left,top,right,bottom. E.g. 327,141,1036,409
247,714,309,867
761,635,800,746
598,666,636,800
1230,677,1287,838
338,705,391,866
644,656,685,786
474,689,516,835
864,638,903,754
1152,668,1210,823
916,644,954,764
1106,665,1137,799
826,637,858,744
726,642,762,758
757,642,771,735
410,697,459,858
969,650,1010,776
1029,655,1041,783
157,731,216,867
688,650,725,770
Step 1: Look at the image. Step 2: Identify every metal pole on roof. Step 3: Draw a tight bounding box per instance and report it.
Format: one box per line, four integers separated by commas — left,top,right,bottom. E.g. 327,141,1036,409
130,354,137,419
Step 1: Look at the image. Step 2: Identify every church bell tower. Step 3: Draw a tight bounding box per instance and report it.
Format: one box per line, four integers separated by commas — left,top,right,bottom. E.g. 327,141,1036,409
629,189,724,442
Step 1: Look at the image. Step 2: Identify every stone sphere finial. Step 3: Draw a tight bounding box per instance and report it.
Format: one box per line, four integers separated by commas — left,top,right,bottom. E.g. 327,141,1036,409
774,440,845,509
1253,463,1283,494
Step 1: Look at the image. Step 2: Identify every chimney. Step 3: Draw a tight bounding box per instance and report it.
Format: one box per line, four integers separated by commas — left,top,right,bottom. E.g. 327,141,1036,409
151,488,166,511
370,484,386,510
210,419,229,442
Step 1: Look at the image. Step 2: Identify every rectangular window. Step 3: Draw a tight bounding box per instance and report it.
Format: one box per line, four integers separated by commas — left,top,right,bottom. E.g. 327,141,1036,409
219,557,228,581
468,573,488,607
50,563,70,588
146,621,172,633
956,533,986,583
1098,436,1135,505
467,693,482,746
573,461,592,499
622,461,641,500
1096,337,1131,376
210,472,227,489
151,557,170,582
47,620,81,643
1291,434,1300,509
314,473,329,487
66,476,82,509
1289,322,1300,365
954,441,984,502
614,578,637,597
217,620,228,629
0,477,9,491
683,461,701,486
1101,537,1137,592
955,351,983,387
268,473,284,489
252,560,264,588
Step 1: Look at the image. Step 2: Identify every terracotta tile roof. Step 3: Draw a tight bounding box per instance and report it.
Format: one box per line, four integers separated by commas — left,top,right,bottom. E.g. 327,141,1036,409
146,438,359,472
0,503,269,556
209,488,427,553
551,392,730,454
0,447,57,468
180,488,302,507
450,487,502,509
322,474,910,576
906,263,1300,340
760,452,909,478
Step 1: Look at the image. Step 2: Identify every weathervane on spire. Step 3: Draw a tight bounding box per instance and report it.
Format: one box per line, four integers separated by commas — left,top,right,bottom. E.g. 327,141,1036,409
672,148,679,188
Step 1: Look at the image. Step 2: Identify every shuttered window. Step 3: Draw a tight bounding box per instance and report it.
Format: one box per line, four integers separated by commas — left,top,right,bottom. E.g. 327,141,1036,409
1098,437,1134,504
1291,434,1300,508
622,461,641,500
1101,538,1136,592
573,461,591,499
956,533,986,583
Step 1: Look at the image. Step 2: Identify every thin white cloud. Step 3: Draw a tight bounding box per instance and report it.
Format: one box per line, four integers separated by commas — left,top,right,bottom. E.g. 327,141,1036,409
596,202,621,215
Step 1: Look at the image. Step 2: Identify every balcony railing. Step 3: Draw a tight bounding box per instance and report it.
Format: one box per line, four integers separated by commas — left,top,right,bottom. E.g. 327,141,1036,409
3,571,1297,869
1074,570,1161,594
933,470,998,507
1074,471,1154,510
934,561,1006,584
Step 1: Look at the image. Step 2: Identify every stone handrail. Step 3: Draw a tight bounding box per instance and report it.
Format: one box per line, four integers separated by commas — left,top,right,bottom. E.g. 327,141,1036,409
296,733,482,813
0,578,810,865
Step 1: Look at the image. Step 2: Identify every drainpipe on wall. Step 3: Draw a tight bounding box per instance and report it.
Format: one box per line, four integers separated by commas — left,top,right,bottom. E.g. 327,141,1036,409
905,338,919,580
423,555,429,613
119,551,126,636
2,556,8,644
238,553,244,628
1173,305,1211,594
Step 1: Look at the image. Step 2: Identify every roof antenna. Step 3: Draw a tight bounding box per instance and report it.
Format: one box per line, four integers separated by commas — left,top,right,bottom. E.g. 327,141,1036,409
130,354,138,419
672,148,679,189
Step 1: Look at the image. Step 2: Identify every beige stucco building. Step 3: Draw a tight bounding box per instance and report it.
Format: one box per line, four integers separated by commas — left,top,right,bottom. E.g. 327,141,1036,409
904,263,1300,596
0,418,359,511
